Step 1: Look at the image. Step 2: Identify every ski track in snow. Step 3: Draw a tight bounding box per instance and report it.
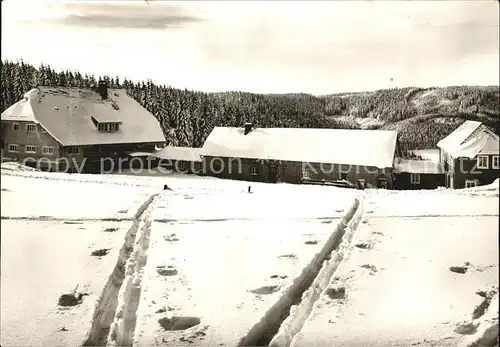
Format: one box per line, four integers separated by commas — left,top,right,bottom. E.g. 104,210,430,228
267,197,365,347
286,192,499,347
83,193,159,347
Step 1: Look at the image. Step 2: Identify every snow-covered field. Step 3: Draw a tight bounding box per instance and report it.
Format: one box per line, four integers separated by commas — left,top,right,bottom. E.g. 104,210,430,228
0,220,131,346
290,189,499,347
1,172,157,219
0,169,162,346
133,184,356,346
1,164,498,347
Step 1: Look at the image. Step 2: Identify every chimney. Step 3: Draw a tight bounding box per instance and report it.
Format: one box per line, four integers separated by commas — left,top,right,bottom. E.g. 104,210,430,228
244,122,253,135
97,80,108,100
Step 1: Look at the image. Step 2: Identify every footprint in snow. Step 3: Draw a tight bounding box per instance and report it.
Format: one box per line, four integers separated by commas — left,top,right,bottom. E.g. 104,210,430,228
270,274,288,279
325,286,346,300
164,234,180,242
158,316,201,331
360,264,378,275
91,248,110,257
449,262,471,274
354,242,372,250
157,265,178,276
58,292,89,307
250,285,280,295
278,254,298,259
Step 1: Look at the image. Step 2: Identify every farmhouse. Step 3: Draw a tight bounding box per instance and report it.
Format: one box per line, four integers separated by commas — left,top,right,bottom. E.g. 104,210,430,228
437,120,499,188
0,82,166,173
393,158,445,190
201,123,401,189
150,146,203,173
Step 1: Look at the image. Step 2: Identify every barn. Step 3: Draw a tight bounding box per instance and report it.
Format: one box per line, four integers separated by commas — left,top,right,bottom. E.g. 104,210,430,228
201,123,401,189
437,120,499,188
393,158,445,190
0,82,166,173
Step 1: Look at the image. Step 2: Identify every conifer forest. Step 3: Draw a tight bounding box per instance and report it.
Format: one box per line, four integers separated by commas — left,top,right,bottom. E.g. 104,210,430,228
1,60,498,151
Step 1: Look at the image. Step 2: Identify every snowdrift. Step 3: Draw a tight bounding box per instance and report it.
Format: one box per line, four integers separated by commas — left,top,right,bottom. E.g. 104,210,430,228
1,161,37,172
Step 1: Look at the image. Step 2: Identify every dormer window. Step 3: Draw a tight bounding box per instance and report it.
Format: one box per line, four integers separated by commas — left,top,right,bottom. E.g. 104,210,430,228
91,116,121,133
97,123,119,132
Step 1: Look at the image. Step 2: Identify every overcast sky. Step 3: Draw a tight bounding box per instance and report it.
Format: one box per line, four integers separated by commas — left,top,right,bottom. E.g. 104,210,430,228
1,0,499,95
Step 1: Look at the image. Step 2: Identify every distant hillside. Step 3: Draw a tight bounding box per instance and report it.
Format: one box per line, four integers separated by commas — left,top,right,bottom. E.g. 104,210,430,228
321,87,499,149
1,60,498,151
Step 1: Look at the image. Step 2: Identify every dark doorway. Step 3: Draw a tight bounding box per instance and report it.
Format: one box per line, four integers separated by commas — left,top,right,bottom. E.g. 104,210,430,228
357,179,366,190
101,159,113,173
377,178,388,189
268,164,278,183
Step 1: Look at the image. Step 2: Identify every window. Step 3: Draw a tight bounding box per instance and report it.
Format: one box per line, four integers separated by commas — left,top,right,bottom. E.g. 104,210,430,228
43,146,54,155
465,179,479,188
67,147,80,155
357,179,366,190
493,156,499,169
12,123,20,131
338,172,347,181
97,122,119,132
25,124,37,132
477,155,488,169
302,169,310,179
250,166,257,176
25,145,37,153
8,144,19,152
410,173,421,184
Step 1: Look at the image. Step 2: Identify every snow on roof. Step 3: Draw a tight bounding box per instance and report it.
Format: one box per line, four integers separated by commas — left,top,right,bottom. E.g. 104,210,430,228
202,127,398,168
1,89,40,124
1,87,166,146
126,151,153,157
394,158,444,174
90,102,123,123
437,121,499,159
151,146,203,162
408,149,440,163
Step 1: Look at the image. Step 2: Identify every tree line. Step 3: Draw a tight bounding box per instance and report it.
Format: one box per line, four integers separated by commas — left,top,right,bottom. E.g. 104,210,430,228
1,60,498,150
